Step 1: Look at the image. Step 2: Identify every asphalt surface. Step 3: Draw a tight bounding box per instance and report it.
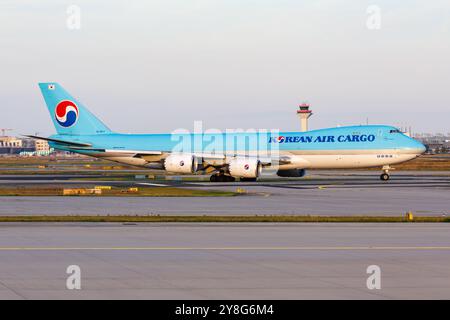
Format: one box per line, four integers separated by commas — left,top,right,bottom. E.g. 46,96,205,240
0,223,449,299
0,171,448,216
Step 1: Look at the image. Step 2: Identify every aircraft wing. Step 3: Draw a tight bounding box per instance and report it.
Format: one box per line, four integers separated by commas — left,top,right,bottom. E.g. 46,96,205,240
276,155,293,165
104,149,163,156
194,152,293,166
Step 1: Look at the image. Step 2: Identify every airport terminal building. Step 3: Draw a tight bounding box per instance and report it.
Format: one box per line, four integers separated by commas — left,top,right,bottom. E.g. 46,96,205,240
0,136,47,155
414,134,450,154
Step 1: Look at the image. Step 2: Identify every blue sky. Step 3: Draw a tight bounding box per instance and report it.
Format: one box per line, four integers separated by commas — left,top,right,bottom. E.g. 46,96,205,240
1,1,449,135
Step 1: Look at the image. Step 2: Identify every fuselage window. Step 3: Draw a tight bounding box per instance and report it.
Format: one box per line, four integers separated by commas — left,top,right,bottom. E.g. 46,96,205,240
377,154,394,158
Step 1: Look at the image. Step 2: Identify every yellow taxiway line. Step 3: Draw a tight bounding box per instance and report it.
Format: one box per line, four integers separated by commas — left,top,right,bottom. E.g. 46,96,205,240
0,246,450,251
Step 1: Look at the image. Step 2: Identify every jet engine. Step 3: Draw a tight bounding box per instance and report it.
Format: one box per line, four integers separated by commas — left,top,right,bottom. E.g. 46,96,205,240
276,169,306,177
228,158,262,178
164,154,198,174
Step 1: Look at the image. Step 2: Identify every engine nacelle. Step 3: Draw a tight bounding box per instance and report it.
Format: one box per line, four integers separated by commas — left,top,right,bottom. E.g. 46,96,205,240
276,169,306,177
228,158,262,178
164,154,198,174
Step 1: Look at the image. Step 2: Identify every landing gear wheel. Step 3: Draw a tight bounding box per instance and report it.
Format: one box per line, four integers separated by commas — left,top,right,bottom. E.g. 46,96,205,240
226,175,236,182
380,173,390,181
240,177,257,182
210,174,235,182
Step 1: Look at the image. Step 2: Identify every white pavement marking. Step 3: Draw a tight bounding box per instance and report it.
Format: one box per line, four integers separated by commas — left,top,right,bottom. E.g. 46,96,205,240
137,183,168,187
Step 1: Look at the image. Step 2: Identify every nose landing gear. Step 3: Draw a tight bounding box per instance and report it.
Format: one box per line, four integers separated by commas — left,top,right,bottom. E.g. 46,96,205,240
380,165,391,181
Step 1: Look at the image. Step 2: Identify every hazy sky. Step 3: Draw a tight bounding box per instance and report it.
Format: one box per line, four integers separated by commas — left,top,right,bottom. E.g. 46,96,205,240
1,0,449,136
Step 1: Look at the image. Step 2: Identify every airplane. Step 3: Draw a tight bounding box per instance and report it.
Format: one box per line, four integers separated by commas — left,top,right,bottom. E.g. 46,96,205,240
28,83,426,182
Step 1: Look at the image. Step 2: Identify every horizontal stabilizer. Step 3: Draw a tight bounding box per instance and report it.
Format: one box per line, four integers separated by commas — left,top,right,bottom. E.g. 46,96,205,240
24,135,92,147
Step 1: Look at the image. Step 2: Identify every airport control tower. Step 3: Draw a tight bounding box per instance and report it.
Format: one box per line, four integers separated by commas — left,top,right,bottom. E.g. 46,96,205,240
297,102,313,132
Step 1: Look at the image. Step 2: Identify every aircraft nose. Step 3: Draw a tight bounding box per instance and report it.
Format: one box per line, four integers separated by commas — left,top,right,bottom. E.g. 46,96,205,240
418,142,426,154
412,138,426,154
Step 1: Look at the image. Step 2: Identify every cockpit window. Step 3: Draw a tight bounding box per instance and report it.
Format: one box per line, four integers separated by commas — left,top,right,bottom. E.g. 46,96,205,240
389,129,401,133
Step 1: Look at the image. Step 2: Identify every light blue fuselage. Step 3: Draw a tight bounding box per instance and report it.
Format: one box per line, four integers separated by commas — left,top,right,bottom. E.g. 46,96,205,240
38,82,425,172
50,125,425,155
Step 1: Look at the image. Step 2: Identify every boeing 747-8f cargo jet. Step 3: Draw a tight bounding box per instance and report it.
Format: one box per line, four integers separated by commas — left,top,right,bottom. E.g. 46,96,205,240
29,83,426,182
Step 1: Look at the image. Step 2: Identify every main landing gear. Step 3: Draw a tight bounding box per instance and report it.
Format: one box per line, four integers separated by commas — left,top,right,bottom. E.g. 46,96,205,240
380,165,391,181
209,172,258,182
210,172,235,182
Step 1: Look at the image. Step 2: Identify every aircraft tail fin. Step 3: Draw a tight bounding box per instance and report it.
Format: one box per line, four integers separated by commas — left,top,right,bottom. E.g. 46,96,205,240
38,83,112,135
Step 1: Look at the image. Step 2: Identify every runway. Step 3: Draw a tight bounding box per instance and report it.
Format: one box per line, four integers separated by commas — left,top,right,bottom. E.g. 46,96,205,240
0,171,448,216
0,223,449,299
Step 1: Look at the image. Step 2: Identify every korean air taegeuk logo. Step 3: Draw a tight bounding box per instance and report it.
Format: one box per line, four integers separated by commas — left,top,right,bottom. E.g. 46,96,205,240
55,100,79,128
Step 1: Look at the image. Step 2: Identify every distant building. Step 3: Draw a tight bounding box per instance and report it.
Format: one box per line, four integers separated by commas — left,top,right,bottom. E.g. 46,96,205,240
35,139,50,152
0,136,35,155
414,133,450,154
21,138,36,148
0,137,25,154
0,137,22,148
